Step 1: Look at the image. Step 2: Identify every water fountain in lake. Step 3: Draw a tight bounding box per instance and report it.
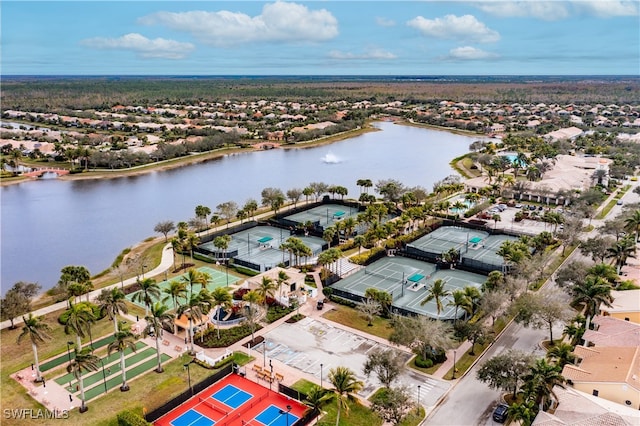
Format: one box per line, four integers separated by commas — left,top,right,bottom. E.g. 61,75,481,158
321,151,342,164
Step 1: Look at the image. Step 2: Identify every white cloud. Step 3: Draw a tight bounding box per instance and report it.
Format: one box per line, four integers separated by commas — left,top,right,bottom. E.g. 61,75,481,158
407,14,500,43
139,2,338,47
376,17,396,27
575,0,639,17
475,1,638,20
81,33,194,59
474,1,570,20
447,46,499,60
328,48,397,60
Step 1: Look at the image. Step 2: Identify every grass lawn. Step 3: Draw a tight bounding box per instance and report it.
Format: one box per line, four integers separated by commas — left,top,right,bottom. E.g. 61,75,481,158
0,305,249,426
317,399,383,426
322,305,393,340
291,378,321,395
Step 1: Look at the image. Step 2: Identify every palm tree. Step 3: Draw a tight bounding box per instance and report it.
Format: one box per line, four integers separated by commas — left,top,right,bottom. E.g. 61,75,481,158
211,287,232,339
420,279,451,319
67,346,99,412
107,327,137,391
181,268,211,299
17,314,51,382
328,366,364,426
143,302,174,373
606,236,636,274
507,400,537,426
97,288,128,334
256,276,277,308
276,270,290,299
131,277,161,316
546,343,576,368
570,276,614,330
522,358,565,411
303,384,333,422
242,290,261,344
213,235,232,286
162,280,187,312
447,290,471,321
177,290,212,354
62,300,95,348
624,209,640,245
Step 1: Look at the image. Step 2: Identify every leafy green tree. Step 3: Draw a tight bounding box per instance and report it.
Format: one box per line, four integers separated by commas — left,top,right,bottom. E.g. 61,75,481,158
17,313,51,382
521,358,565,411
1,281,41,329
143,302,174,373
511,287,572,345
508,400,538,426
108,327,137,392
328,366,364,426
476,350,535,399
389,315,454,363
363,349,404,388
67,346,99,412
357,298,382,326
370,386,413,425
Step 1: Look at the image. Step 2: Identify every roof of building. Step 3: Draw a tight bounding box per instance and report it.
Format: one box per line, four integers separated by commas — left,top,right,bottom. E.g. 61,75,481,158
562,346,640,391
532,386,640,425
601,290,640,315
583,315,640,347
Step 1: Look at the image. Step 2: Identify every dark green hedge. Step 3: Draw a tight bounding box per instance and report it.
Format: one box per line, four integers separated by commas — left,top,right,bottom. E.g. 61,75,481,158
117,410,151,426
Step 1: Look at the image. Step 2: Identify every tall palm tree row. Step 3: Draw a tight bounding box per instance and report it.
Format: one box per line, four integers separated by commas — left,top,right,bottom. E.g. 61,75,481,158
67,346,100,413
17,313,52,382
107,327,137,392
143,302,174,373
62,300,95,348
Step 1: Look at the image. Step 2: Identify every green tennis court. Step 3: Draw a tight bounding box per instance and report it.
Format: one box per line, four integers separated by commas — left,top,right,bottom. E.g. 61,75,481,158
331,256,486,320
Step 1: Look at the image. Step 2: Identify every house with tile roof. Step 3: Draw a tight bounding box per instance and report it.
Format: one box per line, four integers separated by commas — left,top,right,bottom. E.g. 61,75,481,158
600,289,640,324
562,346,640,409
583,315,640,348
532,386,640,425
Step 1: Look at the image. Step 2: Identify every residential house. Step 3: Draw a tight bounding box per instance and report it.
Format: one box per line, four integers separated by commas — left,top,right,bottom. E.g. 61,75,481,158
600,290,640,324
582,315,640,347
562,346,640,409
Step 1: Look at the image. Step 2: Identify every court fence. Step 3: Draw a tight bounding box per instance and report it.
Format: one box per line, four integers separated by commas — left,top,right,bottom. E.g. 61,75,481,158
277,383,316,426
144,363,234,423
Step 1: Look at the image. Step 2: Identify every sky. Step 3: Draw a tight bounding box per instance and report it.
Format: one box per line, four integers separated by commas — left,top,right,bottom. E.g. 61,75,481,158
2,1,639,75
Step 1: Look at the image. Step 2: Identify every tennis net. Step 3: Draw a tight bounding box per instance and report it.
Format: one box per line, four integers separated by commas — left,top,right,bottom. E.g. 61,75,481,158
364,269,401,282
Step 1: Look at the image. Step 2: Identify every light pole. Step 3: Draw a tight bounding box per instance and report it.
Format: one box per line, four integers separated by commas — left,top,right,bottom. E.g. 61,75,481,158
452,350,457,379
99,359,108,394
142,264,147,279
417,385,421,413
184,361,193,395
320,363,323,388
279,405,292,426
269,360,274,391
263,339,267,367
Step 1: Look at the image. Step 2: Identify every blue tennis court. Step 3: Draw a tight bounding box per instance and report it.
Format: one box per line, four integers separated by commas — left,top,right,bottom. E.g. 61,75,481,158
211,384,253,409
254,405,299,426
170,409,215,426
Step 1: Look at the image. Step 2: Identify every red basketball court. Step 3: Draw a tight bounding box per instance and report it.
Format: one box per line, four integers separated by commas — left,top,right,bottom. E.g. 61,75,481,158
154,374,308,426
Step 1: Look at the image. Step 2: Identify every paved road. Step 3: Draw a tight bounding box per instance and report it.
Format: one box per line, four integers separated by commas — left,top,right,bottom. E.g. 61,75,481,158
425,179,640,425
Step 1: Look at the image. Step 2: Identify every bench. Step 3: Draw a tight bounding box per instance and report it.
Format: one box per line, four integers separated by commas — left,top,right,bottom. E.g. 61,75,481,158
162,340,170,346
174,345,183,352
275,373,284,382
252,364,262,372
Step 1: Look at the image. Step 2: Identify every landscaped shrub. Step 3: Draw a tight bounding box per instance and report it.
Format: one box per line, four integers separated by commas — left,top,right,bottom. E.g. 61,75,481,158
328,295,358,308
464,200,491,218
350,246,386,265
117,410,151,426
413,356,433,368
198,323,263,348
231,265,260,276
265,305,295,323
233,288,250,300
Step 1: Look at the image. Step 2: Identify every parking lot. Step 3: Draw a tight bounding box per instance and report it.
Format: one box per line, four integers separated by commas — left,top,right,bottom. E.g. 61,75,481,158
256,317,450,407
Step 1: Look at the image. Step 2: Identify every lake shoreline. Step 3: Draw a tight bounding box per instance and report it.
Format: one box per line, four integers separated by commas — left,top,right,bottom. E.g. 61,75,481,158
0,125,380,187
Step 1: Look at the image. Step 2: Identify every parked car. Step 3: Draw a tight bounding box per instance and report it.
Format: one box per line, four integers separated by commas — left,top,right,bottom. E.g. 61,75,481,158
492,404,509,423
316,300,324,310
515,204,523,208
617,200,623,205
